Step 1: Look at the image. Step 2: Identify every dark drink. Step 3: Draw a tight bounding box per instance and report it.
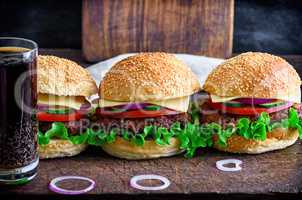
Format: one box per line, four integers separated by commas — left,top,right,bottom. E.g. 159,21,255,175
0,38,38,185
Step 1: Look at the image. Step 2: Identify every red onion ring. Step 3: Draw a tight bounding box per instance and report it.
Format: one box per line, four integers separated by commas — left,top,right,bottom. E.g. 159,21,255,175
36,103,92,114
235,98,275,105
36,104,52,110
103,103,151,112
130,174,170,191
122,103,149,110
80,103,92,110
216,159,242,172
49,176,95,195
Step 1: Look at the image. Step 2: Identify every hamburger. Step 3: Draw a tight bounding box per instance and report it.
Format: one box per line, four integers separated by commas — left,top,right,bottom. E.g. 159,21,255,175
89,52,202,159
199,52,302,154
37,56,98,159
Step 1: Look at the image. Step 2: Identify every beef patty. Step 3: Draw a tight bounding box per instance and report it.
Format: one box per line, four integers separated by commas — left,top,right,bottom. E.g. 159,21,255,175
39,118,91,135
94,113,190,134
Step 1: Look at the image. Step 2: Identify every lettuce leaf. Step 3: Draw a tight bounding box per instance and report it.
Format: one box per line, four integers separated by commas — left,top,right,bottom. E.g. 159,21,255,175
87,129,107,146
38,131,49,145
288,108,302,139
132,135,145,146
236,118,250,139
38,122,90,146
69,129,89,145
45,122,69,140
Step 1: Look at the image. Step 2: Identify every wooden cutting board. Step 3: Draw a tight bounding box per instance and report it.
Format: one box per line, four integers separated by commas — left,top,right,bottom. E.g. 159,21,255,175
82,0,234,62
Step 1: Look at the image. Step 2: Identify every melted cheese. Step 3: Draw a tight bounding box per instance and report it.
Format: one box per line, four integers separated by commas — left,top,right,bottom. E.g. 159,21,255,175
37,94,88,110
210,95,237,103
99,96,190,112
211,88,301,103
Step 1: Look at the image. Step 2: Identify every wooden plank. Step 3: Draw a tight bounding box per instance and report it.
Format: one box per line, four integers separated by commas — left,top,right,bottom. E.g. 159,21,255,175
82,0,234,62
2,143,302,196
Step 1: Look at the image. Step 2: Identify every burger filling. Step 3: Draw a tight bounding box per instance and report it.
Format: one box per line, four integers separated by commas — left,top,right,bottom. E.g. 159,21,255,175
37,94,93,145
37,92,302,158
200,101,302,127
195,93,302,148
86,100,212,158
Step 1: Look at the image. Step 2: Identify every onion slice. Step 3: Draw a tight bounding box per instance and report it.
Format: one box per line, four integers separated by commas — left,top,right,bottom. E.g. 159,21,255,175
49,176,95,195
235,98,274,105
102,103,151,112
216,159,242,172
130,174,170,191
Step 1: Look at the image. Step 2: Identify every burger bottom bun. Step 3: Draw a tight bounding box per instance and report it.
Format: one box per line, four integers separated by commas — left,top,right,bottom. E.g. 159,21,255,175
101,137,184,160
214,128,299,154
38,139,88,159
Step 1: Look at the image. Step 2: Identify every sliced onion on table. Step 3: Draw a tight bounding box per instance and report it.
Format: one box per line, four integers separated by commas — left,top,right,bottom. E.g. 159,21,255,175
49,176,95,195
130,174,171,191
216,159,243,172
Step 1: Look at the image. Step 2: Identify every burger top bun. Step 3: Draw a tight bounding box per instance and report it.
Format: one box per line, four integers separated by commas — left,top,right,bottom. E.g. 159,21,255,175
38,55,98,97
203,52,301,100
99,52,201,101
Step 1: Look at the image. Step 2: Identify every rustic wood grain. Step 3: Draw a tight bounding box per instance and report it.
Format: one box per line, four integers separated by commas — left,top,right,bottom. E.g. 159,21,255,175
2,143,302,197
82,0,234,62
2,49,301,200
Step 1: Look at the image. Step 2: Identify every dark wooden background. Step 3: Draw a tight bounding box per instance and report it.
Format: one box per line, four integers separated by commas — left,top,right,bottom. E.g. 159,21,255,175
82,0,234,61
0,0,301,55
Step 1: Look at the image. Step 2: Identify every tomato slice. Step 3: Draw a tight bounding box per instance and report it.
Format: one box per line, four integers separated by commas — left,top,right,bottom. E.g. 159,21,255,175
96,107,180,118
36,111,84,122
209,101,293,116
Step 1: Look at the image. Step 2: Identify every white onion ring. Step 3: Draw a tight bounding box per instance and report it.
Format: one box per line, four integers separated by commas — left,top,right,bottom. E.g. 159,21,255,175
130,174,170,191
49,176,95,195
216,159,242,172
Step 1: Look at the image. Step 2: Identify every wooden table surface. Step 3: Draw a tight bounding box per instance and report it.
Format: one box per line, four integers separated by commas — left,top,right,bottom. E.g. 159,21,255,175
1,49,302,200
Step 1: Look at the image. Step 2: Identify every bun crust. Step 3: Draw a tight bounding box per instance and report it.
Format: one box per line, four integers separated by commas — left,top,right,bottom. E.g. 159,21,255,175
203,52,301,99
213,128,298,154
101,137,184,159
38,55,98,97
99,52,200,101
38,139,87,159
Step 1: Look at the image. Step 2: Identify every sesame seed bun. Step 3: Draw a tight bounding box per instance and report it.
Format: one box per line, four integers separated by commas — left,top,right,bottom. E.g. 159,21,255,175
99,52,200,101
213,128,298,154
203,52,301,99
38,55,98,97
38,139,88,159
101,137,184,160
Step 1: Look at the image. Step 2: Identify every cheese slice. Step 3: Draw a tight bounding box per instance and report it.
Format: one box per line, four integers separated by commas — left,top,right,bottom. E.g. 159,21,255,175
210,95,238,103
99,96,190,112
211,88,301,103
37,93,88,110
